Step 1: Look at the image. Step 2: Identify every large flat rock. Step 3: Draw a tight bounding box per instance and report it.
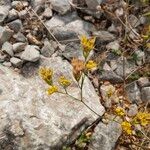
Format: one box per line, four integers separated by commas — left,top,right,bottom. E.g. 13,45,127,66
0,56,105,149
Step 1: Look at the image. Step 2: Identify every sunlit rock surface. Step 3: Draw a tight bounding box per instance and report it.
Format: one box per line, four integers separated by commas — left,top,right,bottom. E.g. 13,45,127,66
0,56,105,149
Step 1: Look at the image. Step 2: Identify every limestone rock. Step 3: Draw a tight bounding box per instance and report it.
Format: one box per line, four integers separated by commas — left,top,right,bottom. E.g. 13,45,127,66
0,56,105,149
13,42,27,53
89,121,122,150
41,40,55,57
0,6,9,24
125,82,142,104
21,45,40,62
141,87,150,102
8,19,23,33
1,42,14,56
51,0,71,15
0,26,14,46
10,57,23,68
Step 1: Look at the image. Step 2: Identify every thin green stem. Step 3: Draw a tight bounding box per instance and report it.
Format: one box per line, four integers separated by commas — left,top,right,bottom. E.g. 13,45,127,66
82,101,100,117
67,93,81,102
80,74,85,101
64,88,68,94
57,91,100,116
57,91,81,102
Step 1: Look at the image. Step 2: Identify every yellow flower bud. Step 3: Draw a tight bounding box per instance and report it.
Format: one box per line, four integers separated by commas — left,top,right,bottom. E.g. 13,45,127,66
47,85,58,95
58,76,71,88
86,60,97,70
39,67,53,85
115,107,125,116
121,121,132,135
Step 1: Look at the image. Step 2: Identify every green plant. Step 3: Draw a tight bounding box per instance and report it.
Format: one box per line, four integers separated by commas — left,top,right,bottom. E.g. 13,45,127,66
39,35,100,116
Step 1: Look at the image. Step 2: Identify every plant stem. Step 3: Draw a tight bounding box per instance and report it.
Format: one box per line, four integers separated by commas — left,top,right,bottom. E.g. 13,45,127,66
57,91,100,116
82,101,100,117
80,74,85,101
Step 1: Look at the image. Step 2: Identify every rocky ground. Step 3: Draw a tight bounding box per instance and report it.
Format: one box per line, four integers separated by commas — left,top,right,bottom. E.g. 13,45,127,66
0,0,150,150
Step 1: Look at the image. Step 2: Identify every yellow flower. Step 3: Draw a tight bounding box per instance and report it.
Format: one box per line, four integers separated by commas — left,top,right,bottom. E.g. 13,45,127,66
115,107,125,116
47,85,58,95
133,112,150,126
86,60,97,70
121,121,132,135
58,76,71,88
80,35,96,58
39,67,53,85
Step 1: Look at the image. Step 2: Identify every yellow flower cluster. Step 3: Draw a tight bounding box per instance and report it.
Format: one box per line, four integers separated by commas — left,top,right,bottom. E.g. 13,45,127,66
58,76,71,88
121,121,132,135
47,85,58,95
115,107,125,116
39,67,53,85
80,35,96,58
85,60,97,70
133,112,150,126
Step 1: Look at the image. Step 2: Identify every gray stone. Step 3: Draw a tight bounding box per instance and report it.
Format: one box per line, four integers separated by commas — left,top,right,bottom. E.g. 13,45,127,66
93,31,116,46
89,121,122,150
61,42,84,61
8,19,23,33
125,82,142,104
0,0,11,5
66,19,96,36
137,77,150,88
0,53,7,63
18,9,28,19
110,60,118,71
99,70,123,83
41,40,55,57
46,13,94,41
141,87,150,102
51,19,95,41
31,0,45,8
21,45,40,62
85,0,102,9
106,41,120,50
1,42,14,56
108,24,118,33
139,16,147,25
52,26,77,41
51,0,71,15
7,9,18,22
11,1,29,9
10,57,23,68
13,32,27,42
13,42,27,53
127,104,138,117
0,56,105,149
46,15,65,29
0,26,14,46
134,50,145,66
0,6,9,24
42,7,53,19
115,57,136,78
99,63,123,83
2,61,12,67
45,12,79,29
80,0,102,19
